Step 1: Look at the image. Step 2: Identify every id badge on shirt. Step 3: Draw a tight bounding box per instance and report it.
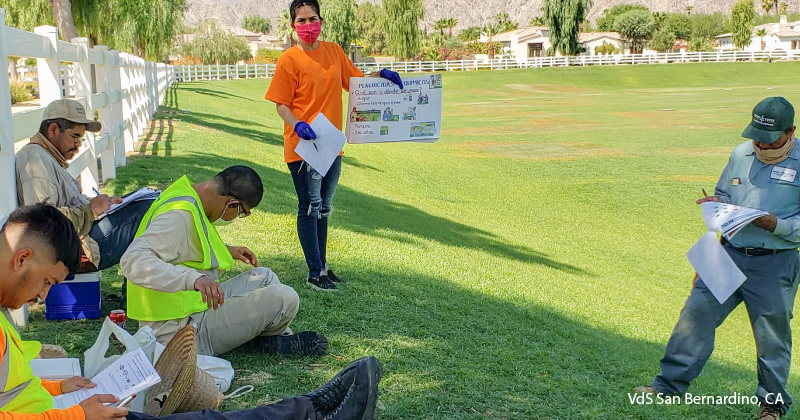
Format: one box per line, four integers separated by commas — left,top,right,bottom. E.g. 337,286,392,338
770,166,797,183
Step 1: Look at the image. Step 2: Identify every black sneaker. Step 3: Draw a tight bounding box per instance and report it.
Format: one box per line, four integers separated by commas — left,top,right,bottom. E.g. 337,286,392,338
325,269,345,283
254,331,328,356
306,359,359,414
315,356,382,420
309,275,338,291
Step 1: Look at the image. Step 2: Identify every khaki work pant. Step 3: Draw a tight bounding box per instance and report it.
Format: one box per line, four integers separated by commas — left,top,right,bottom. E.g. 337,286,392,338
189,267,300,356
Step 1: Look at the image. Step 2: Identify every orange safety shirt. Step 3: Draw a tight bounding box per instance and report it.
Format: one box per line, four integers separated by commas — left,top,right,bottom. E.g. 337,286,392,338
0,324,84,420
265,41,365,163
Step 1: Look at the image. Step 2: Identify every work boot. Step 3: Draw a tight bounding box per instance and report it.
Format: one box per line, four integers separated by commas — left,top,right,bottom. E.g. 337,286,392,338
632,385,658,395
313,356,382,420
253,331,328,356
758,403,782,420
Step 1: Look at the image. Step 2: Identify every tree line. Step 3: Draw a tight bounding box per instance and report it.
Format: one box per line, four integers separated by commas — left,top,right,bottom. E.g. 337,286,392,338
2,0,795,65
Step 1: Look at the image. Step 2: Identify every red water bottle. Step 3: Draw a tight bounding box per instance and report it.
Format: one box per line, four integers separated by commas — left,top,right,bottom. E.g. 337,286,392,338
110,309,126,329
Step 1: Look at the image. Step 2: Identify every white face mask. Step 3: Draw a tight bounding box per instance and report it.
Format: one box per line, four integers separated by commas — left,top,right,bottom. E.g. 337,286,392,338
212,200,238,227
212,216,235,227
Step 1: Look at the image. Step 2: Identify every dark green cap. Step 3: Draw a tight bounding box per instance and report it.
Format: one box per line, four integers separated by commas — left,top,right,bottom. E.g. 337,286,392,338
742,97,795,144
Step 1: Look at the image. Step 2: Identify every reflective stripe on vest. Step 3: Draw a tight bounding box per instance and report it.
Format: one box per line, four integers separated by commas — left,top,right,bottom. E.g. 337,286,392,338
126,176,233,321
0,340,30,407
0,310,52,413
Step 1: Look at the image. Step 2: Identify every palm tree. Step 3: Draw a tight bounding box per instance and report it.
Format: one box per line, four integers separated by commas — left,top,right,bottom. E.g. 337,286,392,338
495,13,510,25
276,10,295,46
780,2,788,14
685,6,693,16
444,18,458,37
762,0,774,14
756,28,767,49
483,22,501,59
652,12,667,30
433,19,447,35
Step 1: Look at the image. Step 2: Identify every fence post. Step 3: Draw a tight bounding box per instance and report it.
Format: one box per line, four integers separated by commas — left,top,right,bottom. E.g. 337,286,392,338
72,37,100,193
34,26,62,106
0,8,17,219
119,53,135,155
108,50,126,167
94,45,116,181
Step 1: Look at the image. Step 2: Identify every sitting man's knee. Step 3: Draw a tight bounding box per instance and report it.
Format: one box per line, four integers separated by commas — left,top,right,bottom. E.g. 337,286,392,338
250,266,274,279
269,284,300,315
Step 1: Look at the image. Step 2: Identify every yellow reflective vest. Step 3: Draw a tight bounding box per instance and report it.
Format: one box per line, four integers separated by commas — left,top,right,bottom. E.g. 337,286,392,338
126,176,233,321
0,310,52,413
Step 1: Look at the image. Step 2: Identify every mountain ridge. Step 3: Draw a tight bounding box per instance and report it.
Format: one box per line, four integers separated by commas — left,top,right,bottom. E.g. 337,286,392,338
184,0,797,32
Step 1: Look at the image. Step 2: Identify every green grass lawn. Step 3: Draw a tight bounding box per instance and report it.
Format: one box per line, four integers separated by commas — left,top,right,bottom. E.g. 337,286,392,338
23,61,800,419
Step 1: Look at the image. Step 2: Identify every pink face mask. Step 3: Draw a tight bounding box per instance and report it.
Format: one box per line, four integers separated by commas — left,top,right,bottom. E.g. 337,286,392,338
295,21,322,44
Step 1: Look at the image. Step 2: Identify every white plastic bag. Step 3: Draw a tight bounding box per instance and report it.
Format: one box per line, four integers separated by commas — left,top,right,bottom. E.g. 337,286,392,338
84,317,158,412
197,355,234,393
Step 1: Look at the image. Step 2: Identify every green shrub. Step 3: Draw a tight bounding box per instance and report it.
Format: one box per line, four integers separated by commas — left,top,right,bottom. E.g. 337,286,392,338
9,79,33,104
254,48,283,64
688,38,713,52
595,42,619,55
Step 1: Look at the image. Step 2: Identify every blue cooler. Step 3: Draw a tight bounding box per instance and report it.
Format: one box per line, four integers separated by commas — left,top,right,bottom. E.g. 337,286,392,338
45,272,101,320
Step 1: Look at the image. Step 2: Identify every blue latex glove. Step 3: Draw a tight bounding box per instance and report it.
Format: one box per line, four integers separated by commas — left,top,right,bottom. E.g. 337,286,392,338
294,121,317,140
380,69,404,89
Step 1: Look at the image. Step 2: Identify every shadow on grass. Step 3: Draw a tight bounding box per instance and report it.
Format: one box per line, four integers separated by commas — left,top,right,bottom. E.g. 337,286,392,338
218,264,761,420
108,152,586,274
181,86,257,103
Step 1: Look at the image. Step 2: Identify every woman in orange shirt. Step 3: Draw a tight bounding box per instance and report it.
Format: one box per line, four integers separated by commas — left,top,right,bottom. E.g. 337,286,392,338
266,0,402,291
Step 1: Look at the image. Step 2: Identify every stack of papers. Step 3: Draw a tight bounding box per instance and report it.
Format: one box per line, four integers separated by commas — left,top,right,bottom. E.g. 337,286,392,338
101,188,160,218
687,201,769,304
53,348,160,409
31,358,81,380
701,202,768,239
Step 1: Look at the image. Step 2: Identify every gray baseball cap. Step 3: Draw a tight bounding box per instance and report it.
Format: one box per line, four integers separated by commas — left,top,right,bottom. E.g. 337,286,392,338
42,99,102,132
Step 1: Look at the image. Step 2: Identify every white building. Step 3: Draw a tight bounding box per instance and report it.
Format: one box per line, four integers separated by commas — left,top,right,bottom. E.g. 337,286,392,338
578,32,630,55
248,34,288,56
716,15,800,52
480,27,629,59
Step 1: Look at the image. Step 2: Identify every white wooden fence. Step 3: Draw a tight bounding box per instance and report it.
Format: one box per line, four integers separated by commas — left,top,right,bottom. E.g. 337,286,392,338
1,7,175,221
175,49,796,82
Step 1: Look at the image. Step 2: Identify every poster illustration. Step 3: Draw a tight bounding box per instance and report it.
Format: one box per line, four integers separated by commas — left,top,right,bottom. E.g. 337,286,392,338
346,74,442,144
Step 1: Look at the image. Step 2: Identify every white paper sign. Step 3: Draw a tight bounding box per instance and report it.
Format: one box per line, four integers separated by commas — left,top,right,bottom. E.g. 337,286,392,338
294,113,347,177
686,232,746,304
346,75,443,144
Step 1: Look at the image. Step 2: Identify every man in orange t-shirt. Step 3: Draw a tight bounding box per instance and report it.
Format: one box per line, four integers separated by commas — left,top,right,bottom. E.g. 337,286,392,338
265,0,403,292
0,204,382,420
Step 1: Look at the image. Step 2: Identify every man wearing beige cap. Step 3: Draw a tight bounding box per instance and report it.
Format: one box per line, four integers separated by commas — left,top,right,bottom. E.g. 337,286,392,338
15,98,155,272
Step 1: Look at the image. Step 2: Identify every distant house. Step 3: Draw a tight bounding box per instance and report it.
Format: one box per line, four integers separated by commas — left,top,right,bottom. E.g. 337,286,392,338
716,15,800,52
248,34,288,56
225,27,261,42
578,32,629,55
479,27,629,59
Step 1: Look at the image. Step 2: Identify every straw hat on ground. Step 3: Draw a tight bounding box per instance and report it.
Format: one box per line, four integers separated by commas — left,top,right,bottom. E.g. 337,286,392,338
144,325,223,415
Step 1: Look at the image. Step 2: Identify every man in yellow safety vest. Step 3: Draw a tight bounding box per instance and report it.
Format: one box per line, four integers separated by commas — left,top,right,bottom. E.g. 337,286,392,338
0,203,381,420
121,165,326,357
